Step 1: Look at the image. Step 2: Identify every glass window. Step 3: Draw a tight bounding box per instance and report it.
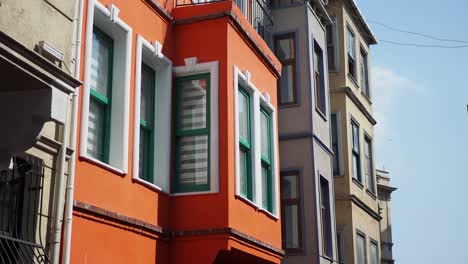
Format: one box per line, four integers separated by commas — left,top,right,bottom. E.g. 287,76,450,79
351,120,361,182
331,114,340,175
139,63,155,182
357,233,366,264
314,42,326,115
370,241,378,264
365,136,374,193
361,49,370,96
274,33,297,105
326,18,336,71
347,27,357,79
238,87,252,200
281,172,302,252
173,74,210,193
88,27,113,163
321,177,332,257
261,108,272,212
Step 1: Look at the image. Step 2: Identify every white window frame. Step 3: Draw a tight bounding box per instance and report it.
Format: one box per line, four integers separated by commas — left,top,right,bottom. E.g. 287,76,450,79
132,35,172,192
331,112,344,176
327,16,339,72
80,1,132,174
172,57,219,196
234,66,280,219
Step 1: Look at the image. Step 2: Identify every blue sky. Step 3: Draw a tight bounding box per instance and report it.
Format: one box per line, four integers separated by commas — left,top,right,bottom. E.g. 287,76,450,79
357,0,468,262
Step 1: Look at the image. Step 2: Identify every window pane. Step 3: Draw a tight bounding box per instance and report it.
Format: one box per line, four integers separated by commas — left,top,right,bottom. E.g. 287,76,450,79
352,123,359,151
281,175,297,199
279,64,294,104
326,24,333,45
261,165,270,210
357,235,366,264
260,111,270,159
91,29,112,97
176,135,209,185
284,204,299,249
88,99,106,161
327,46,335,70
139,128,151,182
141,64,155,124
238,89,250,142
275,36,294,60
176,78,207,130
347,28,355,59
370,243,378,264
352,154,359,180
239,147,250,198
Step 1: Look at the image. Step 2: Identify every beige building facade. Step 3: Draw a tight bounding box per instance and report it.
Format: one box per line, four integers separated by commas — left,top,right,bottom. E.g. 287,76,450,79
325,0,381,263
0,0,80,263
377,170,397,264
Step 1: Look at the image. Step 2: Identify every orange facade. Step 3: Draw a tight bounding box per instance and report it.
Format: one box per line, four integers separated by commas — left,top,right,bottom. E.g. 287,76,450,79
71,0,283,263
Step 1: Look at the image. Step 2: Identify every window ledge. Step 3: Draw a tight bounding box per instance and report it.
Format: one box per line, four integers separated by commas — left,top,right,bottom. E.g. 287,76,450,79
258,208,279,220
361,91,373,105
315,107,328,122
279,102,300,109
334,174,345,178
132,178,170,196
321,254,334,262
235,194,279,220
171,190,219,197
80,155,126,176
352,177,364,189
347,73,359,89
366,189,377,200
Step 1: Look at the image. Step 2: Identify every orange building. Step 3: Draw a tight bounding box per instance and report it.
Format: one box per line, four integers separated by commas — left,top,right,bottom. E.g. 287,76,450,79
65,0,283,263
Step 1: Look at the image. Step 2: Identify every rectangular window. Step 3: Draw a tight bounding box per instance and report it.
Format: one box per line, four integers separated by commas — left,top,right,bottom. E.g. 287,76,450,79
238,87,253,200
314,42,326,115
337,231,343,263
260,108,273,212
364,136,374,193
326,17,336,71
360,49,370,96
274,33,297,105
320,177,332,257
351,120,361,182
139,63,155,183
88,27,113,163
347,27,357,80
331,114,340,175
173,74,210,193
356,233,366,264
370,241,378,264
281,172,302,252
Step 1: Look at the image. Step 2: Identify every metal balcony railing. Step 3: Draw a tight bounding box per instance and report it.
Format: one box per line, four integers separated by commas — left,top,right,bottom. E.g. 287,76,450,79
0,156,51,263
175,0,274,46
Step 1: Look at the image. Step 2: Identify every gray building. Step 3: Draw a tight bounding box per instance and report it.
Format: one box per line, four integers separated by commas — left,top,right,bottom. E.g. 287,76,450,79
377,169,397,264
271,1,339,263
0,0,81,263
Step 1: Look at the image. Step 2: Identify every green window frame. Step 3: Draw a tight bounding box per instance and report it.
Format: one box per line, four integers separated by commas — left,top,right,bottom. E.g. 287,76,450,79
238,87,253,200
88,26,113,163
139,63,156,183
173,73,211,193
260,107,273,212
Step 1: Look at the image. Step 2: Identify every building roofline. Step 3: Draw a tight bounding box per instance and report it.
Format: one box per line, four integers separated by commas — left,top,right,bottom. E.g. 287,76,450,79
337,0,378,45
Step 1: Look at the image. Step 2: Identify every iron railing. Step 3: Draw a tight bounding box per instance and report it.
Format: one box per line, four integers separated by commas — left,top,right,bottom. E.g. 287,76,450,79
0,156,51,264
175,0,274,46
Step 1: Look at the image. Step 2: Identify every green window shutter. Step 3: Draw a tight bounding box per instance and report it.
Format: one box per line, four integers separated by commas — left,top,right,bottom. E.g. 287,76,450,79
173,74,211,193
139,63,156,183
88,26,113,163
260,108,273,212
238,87,252,200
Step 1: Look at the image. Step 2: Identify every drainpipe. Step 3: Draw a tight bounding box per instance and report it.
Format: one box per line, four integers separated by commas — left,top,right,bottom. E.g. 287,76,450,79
61,0,85,262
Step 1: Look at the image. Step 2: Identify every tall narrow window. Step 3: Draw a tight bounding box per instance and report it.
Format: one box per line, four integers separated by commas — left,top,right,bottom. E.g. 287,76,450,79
173,74,210,193
364,136,374,193
351,120,361,182
281,172,302,252
88,27,113,163
337,232,343,263
360,49,370,97
320,177,332,257
331,114,340,175
238,87,253,200
260,108,273,212
139,64,155,183
314,42,326,115
370,241,378,264
356,233,366,264
347,27,357,80
326,17,336,71
274,33,297,105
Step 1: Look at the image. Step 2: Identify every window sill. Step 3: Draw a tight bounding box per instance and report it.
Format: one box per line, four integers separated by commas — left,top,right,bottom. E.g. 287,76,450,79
321,254,334,262
132,177,170,196
259,207,279,220
334,174,345,178
80,155,126,176
285,248,304,256
347,73,359,89
279,102,300,109
315,107,328,122
361,90,373,105
171,190,219,197
352,177,364,189
366,189,377,200
235,194,279,220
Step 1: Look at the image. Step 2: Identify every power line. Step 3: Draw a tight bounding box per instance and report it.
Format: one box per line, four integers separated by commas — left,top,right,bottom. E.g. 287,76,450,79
378,39,468,49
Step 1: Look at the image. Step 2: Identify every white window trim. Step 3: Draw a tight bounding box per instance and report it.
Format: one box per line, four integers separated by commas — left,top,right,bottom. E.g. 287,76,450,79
331,112,344,176
172,57,219,196
132,35,172,193
234,65,279,219
79,0,132,174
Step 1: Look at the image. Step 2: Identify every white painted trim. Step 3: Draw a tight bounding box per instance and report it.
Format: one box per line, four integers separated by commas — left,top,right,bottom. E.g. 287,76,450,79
80,156,126,175
233,65,279,219
133,34,172,192
173,58,219,194
80,0,132,173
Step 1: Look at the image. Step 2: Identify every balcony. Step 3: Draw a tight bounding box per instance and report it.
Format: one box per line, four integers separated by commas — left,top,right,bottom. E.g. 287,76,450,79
175,0,274,46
